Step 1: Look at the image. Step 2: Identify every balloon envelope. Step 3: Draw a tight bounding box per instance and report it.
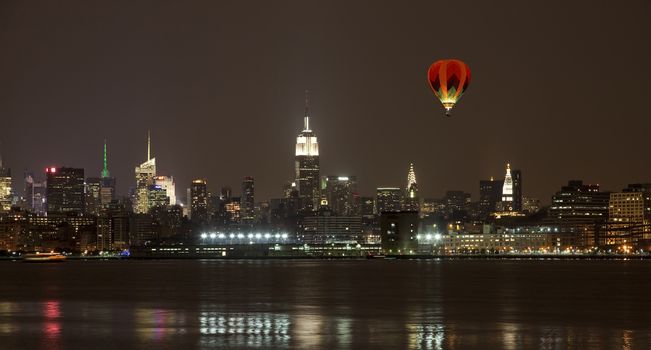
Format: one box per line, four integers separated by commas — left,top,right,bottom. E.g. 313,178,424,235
427,59,471,116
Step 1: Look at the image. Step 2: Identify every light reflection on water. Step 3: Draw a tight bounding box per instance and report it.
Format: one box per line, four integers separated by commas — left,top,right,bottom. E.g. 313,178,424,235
198,311,290,347
0,260,648,349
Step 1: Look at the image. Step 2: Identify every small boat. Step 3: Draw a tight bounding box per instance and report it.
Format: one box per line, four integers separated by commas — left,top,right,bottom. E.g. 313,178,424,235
22,252,67,263
366,253,386,259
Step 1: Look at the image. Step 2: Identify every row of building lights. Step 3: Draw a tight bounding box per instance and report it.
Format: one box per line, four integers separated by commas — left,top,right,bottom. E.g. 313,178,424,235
200,233,289,240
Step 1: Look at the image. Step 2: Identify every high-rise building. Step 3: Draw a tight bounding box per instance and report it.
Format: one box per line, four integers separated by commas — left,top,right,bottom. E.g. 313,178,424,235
99,139,116,207
546,180,610,248
605,184,651,247
443,190,472,221
190,179,208,223
376,187,402,213
300,206,363,244
148,185,169,208
323,176,358,216
380,211,419,254
403,163,419,211
154,175,176,205
511,169,523,211
45,167,85,214
135,131,156,214
0,151,12,212
24,173,46,215
240,177,255,223
85,177,102,215
295,91,320,212
522,197,540,214
501,163,513,210
479,177,504,219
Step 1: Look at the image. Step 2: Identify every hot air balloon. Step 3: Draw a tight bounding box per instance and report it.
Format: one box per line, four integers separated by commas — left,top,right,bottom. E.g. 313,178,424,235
427,59,471,116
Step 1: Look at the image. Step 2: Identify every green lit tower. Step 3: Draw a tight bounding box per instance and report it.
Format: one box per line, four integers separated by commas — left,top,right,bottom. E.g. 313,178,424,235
99,139,116,206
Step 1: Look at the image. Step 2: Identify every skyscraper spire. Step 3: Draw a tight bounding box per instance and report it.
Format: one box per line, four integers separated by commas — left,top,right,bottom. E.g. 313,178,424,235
147,130,151,161
101,139,110,178
303,89,310,132
502,162,513,205
407,163,417,191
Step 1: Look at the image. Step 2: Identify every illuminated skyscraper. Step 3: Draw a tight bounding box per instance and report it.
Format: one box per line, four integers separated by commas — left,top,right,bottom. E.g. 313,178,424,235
154,175,176,205
511,169,522,211
403,163,419,211
135,131,156,214
295,90,320,212
323,176,358,216
0,149,12,212
240,176,255,223
85,177,102,215
376,187,402,213
190,179,208,222
46,167,85,214
501,163,513,210
99,139,116,207
24,173,46,215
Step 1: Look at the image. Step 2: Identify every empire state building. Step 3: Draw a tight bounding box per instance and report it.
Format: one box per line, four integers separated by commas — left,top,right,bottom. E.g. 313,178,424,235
295,91,320,212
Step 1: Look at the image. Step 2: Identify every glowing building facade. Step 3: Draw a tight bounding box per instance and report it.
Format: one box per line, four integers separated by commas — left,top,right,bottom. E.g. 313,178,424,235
190,179,208,222
323,176,358,216
100,139,116,207
294,91,320,212
501,163,514,210
155,175,176,205
0,151,11,212
240,177,255,223
403,163,419,211
376,187,402,213
135,132,156,214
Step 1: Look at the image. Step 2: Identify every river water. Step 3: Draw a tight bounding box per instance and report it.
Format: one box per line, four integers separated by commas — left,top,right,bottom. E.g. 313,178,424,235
0,259,649,349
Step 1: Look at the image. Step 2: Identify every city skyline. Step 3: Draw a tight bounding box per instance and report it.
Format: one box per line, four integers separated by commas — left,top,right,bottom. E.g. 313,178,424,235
2,3,650,348
2,1,650,203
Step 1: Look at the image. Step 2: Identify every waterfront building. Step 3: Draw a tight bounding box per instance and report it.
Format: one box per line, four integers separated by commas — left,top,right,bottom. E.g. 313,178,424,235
546,180,610,248
300,206,363,244
130,213,158,246
380,211,419,254
606,184,651,249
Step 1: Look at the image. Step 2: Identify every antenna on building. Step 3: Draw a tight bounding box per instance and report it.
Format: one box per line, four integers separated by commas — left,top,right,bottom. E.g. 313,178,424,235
304,89,310,131
147,130,151,161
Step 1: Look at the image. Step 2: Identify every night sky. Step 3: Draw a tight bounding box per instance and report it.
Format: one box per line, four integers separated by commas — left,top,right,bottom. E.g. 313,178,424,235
1,1,650,203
